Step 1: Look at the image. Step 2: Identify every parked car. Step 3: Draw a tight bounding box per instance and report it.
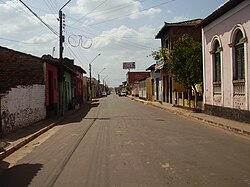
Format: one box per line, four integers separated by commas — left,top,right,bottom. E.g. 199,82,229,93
119,91,127,97
102,92,107,97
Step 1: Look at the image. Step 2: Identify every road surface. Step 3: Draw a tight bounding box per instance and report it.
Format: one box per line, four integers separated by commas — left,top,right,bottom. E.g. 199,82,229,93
1,94,250,187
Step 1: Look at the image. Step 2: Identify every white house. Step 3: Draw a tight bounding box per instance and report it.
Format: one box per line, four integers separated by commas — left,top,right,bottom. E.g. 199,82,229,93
201,0,250,122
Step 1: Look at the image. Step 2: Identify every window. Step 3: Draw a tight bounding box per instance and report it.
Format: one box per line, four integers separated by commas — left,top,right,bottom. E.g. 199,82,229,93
230,27,246,96
213,40,221,82
233,30,245,80
210,37,222,95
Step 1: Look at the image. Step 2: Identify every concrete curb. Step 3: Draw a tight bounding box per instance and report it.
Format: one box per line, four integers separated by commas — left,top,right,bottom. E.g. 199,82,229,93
0,104,91,160
188,114,250,137
0,121,58,160
130,96,250,138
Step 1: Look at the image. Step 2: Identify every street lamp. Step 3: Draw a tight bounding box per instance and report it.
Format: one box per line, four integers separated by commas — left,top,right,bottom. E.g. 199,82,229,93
89,53,101,100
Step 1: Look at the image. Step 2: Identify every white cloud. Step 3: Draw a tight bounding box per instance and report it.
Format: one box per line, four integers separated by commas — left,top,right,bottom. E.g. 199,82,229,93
70,0,161,21
92,25,157,50
0,1,39,34
24,33,57,44
0,1,58,34
129,8,161,19
171,16,189,23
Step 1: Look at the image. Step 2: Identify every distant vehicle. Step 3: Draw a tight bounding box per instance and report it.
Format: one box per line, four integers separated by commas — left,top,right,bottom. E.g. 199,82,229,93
102,92,107,97
119,91,127,97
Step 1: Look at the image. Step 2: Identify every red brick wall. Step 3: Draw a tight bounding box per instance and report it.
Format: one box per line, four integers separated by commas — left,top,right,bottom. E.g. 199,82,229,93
0,47,44,94
127,72,150,84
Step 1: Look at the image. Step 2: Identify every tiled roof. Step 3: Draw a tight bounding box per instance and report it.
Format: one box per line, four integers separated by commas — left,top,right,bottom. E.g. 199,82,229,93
155,19,202,38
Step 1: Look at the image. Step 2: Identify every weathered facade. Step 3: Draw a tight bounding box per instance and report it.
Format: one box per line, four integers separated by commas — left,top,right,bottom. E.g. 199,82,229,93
155,19,202,104
202,0,250,122
126,72,150,96
146,64,160,101
0,46,46,134
45,62,58,117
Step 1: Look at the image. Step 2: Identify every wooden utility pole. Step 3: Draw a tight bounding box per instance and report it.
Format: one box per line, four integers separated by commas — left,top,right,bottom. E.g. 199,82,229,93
59,0,71,116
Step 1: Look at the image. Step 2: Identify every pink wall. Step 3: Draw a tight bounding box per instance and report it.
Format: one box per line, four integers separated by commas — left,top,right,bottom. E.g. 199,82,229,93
203,2,250,110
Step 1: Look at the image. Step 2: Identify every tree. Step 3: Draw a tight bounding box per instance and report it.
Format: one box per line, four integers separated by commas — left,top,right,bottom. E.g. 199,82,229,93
169,34,202,96
149,47,170,61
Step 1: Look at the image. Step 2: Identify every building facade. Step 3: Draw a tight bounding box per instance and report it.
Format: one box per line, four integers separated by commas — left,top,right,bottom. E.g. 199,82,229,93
155,19,202,104
202,0,250,122
0,46,46,134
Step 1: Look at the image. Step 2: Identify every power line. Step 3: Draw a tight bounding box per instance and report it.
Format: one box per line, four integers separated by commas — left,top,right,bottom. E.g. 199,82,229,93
69,0,148,27
0,0,48,30
42,0,57,14
0,37,57,45
87,0,177,26
77,0,110,22
64,43,88,72
18,0,59,36
65,20,158,51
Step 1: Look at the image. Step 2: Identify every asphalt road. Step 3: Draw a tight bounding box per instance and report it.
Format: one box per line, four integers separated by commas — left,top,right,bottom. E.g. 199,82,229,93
1,94,250,187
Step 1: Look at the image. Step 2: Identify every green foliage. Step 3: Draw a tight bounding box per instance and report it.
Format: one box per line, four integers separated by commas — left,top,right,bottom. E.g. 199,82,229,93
169,34,202,91
149,48,170,61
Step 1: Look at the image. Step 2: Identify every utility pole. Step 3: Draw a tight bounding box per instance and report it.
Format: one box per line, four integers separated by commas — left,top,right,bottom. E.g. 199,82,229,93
89,63,92,100
88,53,101,101
59,0,71,116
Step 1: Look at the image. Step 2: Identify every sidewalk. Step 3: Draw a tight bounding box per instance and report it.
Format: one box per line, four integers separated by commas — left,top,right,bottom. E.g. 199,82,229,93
129,96,250,138
0,107,84,160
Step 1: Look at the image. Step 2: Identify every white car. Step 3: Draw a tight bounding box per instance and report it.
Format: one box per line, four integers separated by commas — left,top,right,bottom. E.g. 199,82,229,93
119,91,127,96
102,92,107,97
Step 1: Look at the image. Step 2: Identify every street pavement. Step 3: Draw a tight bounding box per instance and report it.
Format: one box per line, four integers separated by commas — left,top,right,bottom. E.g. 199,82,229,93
0,94,250,186
1,94,250,162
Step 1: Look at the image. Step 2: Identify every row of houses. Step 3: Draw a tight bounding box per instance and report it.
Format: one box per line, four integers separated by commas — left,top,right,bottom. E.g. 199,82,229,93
0,46,105,135
127,0,250,122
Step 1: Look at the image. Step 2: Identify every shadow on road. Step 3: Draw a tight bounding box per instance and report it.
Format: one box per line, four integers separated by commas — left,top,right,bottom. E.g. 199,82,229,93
0,163,42,187
57,102,100,125
0,102,99,150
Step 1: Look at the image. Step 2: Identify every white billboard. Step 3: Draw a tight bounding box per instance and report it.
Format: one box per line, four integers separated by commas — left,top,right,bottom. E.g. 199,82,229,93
123,62,135,69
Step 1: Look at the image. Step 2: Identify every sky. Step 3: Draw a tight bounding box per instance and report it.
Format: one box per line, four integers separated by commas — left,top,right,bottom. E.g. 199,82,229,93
0,0,228,87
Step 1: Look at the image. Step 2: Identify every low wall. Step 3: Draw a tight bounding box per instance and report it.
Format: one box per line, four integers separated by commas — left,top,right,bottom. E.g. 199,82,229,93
204,104,250,123
1,85,46,134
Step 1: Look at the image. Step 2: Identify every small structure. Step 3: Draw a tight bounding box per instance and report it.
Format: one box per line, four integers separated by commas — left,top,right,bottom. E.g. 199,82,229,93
146,64,161,101
0,46,46,134
201,0,250,122
126,71,150,96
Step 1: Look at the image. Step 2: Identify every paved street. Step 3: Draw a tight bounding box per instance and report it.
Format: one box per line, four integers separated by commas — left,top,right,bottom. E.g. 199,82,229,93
1,94,250,187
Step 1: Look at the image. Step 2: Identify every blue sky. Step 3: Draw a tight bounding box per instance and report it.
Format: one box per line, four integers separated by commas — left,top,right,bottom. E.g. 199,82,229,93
0,0,227,87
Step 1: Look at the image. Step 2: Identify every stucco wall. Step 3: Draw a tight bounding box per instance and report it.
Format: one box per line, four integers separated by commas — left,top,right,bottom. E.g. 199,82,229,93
1,85,46,134
203,2,250,110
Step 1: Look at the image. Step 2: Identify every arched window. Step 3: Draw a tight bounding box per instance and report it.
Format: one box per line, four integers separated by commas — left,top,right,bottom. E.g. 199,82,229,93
213,40,221,82
234,30,245,80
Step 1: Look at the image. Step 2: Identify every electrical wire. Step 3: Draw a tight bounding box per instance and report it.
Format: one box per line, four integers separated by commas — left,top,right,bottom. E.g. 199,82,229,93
64,43,88,72
69,0,148,27
77,0,110,22
65,20,158,51
0,37,57,45
87,0,177,26
18,0,59,36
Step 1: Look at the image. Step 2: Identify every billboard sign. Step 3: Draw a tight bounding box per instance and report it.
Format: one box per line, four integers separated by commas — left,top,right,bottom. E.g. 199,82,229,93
123,62,135,70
